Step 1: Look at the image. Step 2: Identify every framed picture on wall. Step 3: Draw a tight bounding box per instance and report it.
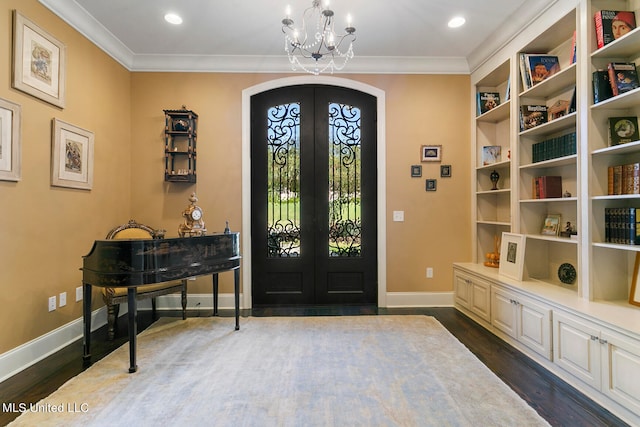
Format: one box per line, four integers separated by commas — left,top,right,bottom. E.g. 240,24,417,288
12,11,66,108
51,118,94,190
0,97,22,182
421,145,441,162
411,165,422,177
499,232,526,281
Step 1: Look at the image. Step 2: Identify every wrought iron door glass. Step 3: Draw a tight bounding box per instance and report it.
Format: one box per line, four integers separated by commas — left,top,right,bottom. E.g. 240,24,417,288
266,103,301,257
328,102,362,257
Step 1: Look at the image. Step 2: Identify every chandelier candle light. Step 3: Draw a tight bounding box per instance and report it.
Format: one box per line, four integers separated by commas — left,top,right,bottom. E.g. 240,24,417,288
282,0,356,75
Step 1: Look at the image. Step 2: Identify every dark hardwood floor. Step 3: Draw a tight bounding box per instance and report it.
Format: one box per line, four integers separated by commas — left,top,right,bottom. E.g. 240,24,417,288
0,307,630,426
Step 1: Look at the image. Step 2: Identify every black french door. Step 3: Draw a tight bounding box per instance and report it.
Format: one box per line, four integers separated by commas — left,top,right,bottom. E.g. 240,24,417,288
250,85,377,306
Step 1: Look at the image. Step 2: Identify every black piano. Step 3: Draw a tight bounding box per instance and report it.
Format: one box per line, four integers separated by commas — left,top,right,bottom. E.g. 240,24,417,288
81,233,241,373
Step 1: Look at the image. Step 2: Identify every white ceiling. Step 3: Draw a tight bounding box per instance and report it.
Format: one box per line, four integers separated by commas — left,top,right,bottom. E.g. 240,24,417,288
38,0,557,74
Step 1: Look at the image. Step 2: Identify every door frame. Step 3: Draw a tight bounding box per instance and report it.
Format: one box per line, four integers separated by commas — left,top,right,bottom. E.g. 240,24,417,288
242,76,386,309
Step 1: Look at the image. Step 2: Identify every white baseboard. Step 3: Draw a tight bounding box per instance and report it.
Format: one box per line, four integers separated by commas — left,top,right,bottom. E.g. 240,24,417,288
0,292,452,383
0,306,107,383
385,292,454,308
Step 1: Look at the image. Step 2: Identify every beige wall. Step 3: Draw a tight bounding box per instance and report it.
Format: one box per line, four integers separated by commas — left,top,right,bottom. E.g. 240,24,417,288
0,1,132,352
0,0,471,356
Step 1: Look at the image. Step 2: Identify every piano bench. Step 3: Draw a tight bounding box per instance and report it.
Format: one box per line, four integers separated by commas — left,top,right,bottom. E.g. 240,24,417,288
102,219,188,341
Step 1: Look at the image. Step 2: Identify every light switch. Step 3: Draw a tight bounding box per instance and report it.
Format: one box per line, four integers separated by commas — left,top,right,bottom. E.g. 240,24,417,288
393,211,404,222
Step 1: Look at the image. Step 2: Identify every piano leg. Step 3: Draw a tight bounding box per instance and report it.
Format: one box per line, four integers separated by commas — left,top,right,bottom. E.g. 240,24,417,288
82,283,92,367
234,267,240,331
212,273,219,316
127,287,138,373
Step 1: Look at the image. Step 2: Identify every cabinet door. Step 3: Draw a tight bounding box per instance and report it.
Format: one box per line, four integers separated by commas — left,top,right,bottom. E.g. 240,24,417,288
469,277,491,323
601,331,640,416
517,297,552,360
454,273,471,310
491,287,517,338
553,311,601,390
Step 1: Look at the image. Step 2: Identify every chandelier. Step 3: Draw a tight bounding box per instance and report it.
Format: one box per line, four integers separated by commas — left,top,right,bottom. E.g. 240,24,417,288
281,0,356,75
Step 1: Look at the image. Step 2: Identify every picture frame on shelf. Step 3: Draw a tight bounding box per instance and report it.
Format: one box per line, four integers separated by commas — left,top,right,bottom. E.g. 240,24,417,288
541,214,561,236
440,165,451,178
12,11,66,108
51,118,94,190
411,165,422,177
499,232,526,281
421,145,441,162
0,97,21,182
630,253,640,307
482,146,501,165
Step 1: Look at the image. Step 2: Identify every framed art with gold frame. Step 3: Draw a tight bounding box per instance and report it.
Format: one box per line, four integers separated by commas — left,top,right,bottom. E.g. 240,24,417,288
51,118,94,190
0,97,21,182
12,10,66,108
630,253,640,307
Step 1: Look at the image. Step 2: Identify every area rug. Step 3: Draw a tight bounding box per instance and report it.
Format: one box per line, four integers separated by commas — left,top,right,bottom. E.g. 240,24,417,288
9,316,549,426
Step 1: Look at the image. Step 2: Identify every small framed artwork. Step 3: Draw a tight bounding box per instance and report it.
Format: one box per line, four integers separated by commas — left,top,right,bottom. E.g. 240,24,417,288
630,253,640,307
411,165,422,177
0,97,22,182
440,165,451,177
51,119,94,190
499,232,526,281
12,11,66,108
421,145,441,162
482,146,501,165
425,179,437,191
541,214,561,236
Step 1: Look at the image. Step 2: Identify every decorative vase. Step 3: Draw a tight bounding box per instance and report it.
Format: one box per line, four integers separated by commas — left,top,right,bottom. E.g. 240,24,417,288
173,119,189,131
490,170,500,190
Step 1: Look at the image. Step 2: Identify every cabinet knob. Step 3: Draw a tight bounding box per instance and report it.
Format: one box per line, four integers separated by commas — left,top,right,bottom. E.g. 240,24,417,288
590,335,599,341
599,338,608,345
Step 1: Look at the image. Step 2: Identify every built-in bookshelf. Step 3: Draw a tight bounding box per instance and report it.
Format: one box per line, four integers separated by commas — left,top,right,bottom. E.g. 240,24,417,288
589,0,640,303
463,2,640,424
473,60,512,265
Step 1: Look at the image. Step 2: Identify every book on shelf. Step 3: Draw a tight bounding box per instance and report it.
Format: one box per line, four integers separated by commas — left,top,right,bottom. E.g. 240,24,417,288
605,207,640,245
504,76,511,102
608,116,639,146
532,176,562,199
477,92,500,115
607,62,639,96
520,104,547,131
532,132,576,163
594,10,637,49
593,70,613,103
519,53,561,90
607,163,640,195
482,146,501,165
569,30,577,64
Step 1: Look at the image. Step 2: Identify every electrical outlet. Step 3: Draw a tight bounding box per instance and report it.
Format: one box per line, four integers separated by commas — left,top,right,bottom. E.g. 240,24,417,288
393,211,404,222
48,296,56,312
426,267,434,278
59,292,67,307
76,286,83,302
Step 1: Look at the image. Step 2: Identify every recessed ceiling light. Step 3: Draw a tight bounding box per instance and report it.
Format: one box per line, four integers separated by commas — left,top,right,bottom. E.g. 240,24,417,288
448,16,465,28
164,13,183,25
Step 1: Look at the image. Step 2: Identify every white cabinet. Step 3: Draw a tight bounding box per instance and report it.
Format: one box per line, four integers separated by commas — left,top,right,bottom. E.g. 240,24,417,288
491,285,552,360
554,310,640,416
454,270,491,323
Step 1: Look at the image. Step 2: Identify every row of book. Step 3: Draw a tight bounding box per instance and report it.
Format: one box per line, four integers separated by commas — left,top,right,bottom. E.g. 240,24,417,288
608,116,639,146
593,62,639,104
519,53,560,91
532,132,576,163
608,163,640,195
532,176,563,199
604,207,640,245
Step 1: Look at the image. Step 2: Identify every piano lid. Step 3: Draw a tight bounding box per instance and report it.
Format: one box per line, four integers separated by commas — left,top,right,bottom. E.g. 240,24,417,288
82,233,240,287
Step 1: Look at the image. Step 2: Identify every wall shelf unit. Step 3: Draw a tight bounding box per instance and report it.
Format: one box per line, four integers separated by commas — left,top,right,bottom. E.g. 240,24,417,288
463,2,640,424
164,108,198,183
